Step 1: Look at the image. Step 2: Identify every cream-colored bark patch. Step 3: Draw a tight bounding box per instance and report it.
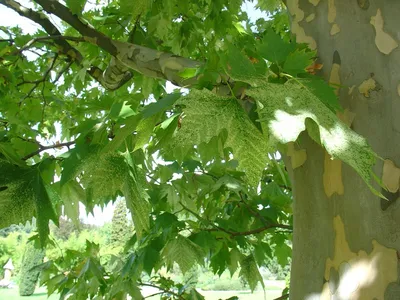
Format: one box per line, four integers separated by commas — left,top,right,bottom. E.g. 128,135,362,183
330,24,340,35
324,216,398,299
358,78,376,97
323,110,355,198
323,153,344,197
370,9,398,55
397,83,400,96
309,0,320,6
348,85,356,95
287,142,307,169
287,0,317,50
328,0,337,23
329,62,340,95
382,159,400,193
306,13,315,23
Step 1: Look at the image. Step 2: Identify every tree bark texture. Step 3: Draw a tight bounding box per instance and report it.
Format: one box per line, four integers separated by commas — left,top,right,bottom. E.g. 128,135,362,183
286,0,400,299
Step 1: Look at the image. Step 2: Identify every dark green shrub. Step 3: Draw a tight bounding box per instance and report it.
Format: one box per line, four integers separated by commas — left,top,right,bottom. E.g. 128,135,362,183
18,242,45,296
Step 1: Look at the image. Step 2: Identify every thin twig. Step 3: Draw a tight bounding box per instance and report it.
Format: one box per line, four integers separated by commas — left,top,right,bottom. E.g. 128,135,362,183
180,201,292,237
53,60,73,84
20,53,59,101
273,293,289,300
17,35,85,53
139,283,184,300
22,141,75,160
238,191,269,226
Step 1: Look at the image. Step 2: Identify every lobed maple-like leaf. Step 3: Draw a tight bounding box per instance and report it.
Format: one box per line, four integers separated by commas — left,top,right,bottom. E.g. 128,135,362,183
162,235,205,274
172,89,270,185
0,159,58,245
239,254,265,292
248,80,380,195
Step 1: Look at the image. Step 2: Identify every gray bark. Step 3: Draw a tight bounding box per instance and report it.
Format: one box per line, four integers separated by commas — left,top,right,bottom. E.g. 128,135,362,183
287,0,400,299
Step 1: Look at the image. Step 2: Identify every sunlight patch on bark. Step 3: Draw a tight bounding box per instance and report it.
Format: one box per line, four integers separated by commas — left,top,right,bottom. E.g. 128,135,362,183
322,216,398,299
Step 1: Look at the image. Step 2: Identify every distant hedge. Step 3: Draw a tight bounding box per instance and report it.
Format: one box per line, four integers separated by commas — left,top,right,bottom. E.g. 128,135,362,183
18,242,45,296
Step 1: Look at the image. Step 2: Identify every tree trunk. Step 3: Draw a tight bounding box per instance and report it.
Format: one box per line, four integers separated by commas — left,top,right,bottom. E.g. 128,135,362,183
286,0,400,299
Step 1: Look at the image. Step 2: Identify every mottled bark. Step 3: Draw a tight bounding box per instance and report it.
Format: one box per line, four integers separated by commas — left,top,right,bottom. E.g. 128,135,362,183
286,0,400,299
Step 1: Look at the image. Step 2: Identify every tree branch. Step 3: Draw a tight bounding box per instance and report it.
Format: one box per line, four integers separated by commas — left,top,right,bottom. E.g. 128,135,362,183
273,293,290,300
205,223,292,236
22,141,75,160
139,283,185,300
31,0,202,87
20,53,59,100
0,0,131,90
16,35,86,54
179,201,292,238
33,0,118,55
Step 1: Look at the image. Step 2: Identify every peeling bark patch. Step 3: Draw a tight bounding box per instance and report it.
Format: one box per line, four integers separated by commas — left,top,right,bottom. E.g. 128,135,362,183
306,13,315,23
370,9,398,55
397,83,400,96
328,0,337,23
358,78,376,97
309,0,320,6
323,153,344,197
287,0,317,50
322,107,355,198
324,216,398,299
382,159,400,193
287,142,307,169
329,53,341,96
330,24,340,35
357,0,370,10
323,61,346,198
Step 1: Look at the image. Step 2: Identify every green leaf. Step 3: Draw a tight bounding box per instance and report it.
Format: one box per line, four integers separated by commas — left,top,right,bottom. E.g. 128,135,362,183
0,142,25,166
173,89,270,185
123,151,151,238
239,254,264,292
299,76,342,112
0,160,58,245
228,248,241,276
66,0,87,15
133,113,160,151
142,93,181,118
187,288,205,300
162,235,205,274
61,180,85,227
102,114,142,153
142,247,160,275
109,101,136,120
248,80,380,195
258,30,296,65
283,49,315,76
10,138,39,158
220,45,266,86
256,0,281,12
80,152,127,205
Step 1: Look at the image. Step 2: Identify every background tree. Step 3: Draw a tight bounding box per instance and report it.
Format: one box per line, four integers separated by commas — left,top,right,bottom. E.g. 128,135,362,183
0,0,398,299
18,242,45,296
110,198,131,246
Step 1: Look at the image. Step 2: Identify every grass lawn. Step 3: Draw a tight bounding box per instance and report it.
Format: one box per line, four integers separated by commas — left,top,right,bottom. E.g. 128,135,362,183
0,285,284,300
146,290,283,300
0,287,58,299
